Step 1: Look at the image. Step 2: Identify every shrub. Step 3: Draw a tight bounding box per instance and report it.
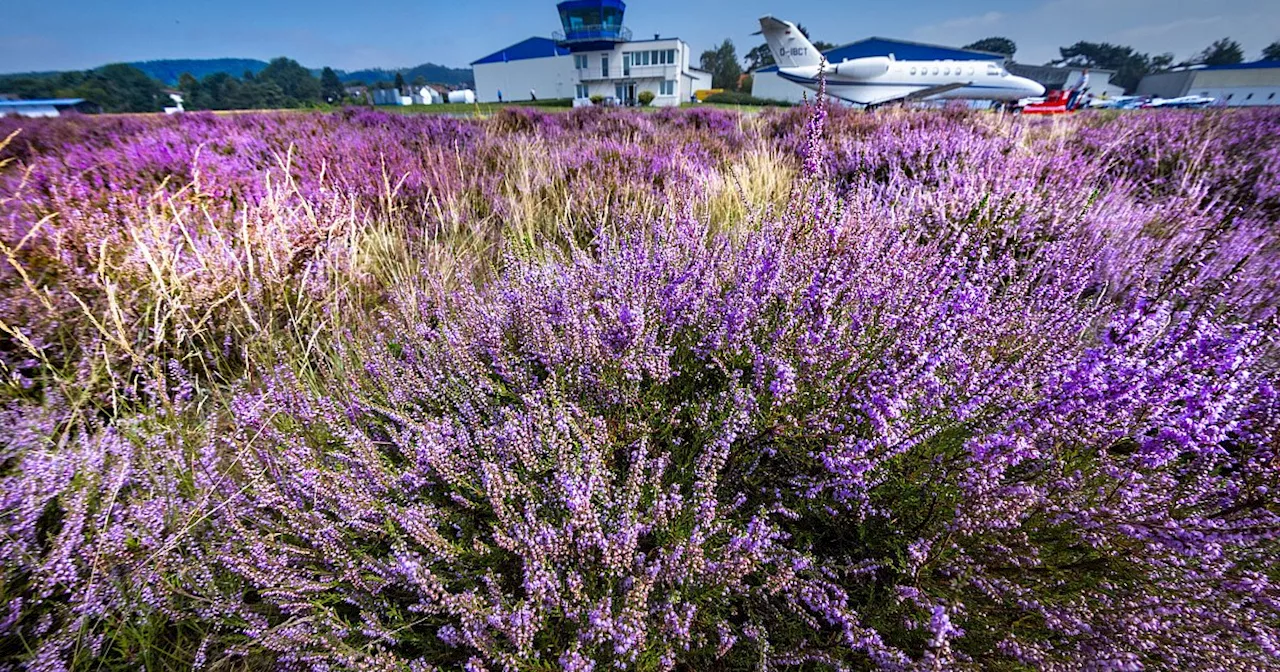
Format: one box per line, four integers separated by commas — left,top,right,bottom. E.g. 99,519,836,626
590,94,604,105
2,102,1279,671
703,90,793,107
638,90,655,106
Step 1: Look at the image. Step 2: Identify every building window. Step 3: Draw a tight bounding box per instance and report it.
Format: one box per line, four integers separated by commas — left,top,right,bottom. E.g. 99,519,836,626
574,54,589,69
576,84,589,98
602,55,609,77
660,80,676,96
668,49,676,64
615,84,626,100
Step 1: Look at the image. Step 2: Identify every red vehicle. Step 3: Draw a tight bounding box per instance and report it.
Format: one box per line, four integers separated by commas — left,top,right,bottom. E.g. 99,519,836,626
1021,89,1074,115
1020,69,1091,115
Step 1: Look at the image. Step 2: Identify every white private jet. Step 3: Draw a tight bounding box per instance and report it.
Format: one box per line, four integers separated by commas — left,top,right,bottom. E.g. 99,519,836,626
757,16,1045,106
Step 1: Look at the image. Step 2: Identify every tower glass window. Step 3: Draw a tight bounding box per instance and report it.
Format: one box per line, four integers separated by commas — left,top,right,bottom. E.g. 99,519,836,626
557,0,630,44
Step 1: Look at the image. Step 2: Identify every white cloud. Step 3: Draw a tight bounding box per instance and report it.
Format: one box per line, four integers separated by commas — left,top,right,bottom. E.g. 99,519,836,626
932,11,1006,32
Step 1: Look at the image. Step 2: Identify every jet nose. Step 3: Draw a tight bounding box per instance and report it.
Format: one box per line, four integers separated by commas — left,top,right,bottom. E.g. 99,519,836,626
1022,77,1046,97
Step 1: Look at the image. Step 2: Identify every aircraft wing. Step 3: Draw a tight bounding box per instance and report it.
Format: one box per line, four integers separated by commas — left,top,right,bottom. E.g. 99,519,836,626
864,82,971,107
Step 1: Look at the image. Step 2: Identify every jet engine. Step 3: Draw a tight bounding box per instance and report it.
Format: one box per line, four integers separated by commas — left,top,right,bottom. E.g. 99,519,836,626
829,57,892,79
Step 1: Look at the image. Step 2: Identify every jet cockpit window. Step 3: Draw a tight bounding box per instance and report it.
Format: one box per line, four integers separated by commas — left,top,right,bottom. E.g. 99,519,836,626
986,64,1001,76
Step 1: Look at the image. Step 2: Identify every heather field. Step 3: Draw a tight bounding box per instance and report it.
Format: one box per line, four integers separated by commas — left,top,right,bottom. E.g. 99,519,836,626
0,103,1278,671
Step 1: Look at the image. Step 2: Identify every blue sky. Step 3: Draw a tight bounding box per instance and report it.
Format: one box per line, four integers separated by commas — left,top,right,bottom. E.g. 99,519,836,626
3,0,1278,73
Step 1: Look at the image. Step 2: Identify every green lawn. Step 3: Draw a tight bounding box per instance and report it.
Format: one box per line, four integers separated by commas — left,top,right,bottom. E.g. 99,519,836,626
385,100,574,116
383,100,784,116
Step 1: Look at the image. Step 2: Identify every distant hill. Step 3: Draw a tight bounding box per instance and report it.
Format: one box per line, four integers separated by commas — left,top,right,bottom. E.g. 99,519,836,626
336,63,473,87
125,59,472,88
129,59,270,85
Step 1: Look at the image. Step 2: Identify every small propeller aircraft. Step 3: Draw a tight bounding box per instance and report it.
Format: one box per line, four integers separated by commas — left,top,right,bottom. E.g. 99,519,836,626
756,16,1045,107
1143,95,1217,109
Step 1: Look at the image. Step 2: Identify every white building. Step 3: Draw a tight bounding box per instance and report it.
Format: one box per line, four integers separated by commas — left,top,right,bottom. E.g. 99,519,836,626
1005,64,1125,98
164,92,185,115
1138,61,1280,106
470,1,711,107
0,98,99,118
413,86,444,105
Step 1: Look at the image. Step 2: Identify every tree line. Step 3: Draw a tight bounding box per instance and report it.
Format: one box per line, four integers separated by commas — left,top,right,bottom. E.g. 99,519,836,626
0,57,463,113
177,59,346,111
0,64,169,113
703,32,1280,94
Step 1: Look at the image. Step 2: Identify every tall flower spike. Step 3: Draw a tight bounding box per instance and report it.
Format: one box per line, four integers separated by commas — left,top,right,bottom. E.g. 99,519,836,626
801,57,829,178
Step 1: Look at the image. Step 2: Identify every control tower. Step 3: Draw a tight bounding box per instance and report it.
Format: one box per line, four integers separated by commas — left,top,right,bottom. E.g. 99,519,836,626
553,0,632,52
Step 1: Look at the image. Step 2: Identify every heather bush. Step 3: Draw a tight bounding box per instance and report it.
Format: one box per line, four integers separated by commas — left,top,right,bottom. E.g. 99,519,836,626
1,105,1278,670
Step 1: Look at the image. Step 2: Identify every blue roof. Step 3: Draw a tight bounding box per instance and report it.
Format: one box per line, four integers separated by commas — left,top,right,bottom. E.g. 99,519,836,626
471,37,570,66
756,38,1003,73
0,98,87,106
1199,60,1280,71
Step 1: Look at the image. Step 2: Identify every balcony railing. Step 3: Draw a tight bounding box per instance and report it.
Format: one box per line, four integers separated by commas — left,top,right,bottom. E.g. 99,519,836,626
553,25,632,44
578,64,677,82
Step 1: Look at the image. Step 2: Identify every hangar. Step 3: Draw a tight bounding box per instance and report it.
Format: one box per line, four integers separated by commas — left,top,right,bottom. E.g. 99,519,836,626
1138,61,1280,106
0,98,100,118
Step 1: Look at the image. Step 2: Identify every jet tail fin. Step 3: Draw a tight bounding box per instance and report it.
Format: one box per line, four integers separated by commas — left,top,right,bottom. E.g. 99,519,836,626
758,16,824,69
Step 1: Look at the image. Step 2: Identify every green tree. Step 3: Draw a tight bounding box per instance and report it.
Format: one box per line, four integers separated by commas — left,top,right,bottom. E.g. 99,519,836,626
257,57,320,107
320,67,344,103
79,64,164,113
744,43,775,72
1150,53,1175,72
232,81,287,109
701,39,743,90
394,72,406,93
177,72,202,109
1053,42,1154,93
1196,38,1244,66
1264,41,1280,61
963,37,1017,58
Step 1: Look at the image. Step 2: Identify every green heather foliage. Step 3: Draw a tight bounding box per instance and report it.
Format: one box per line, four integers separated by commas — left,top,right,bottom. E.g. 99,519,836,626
0,103,1278,670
